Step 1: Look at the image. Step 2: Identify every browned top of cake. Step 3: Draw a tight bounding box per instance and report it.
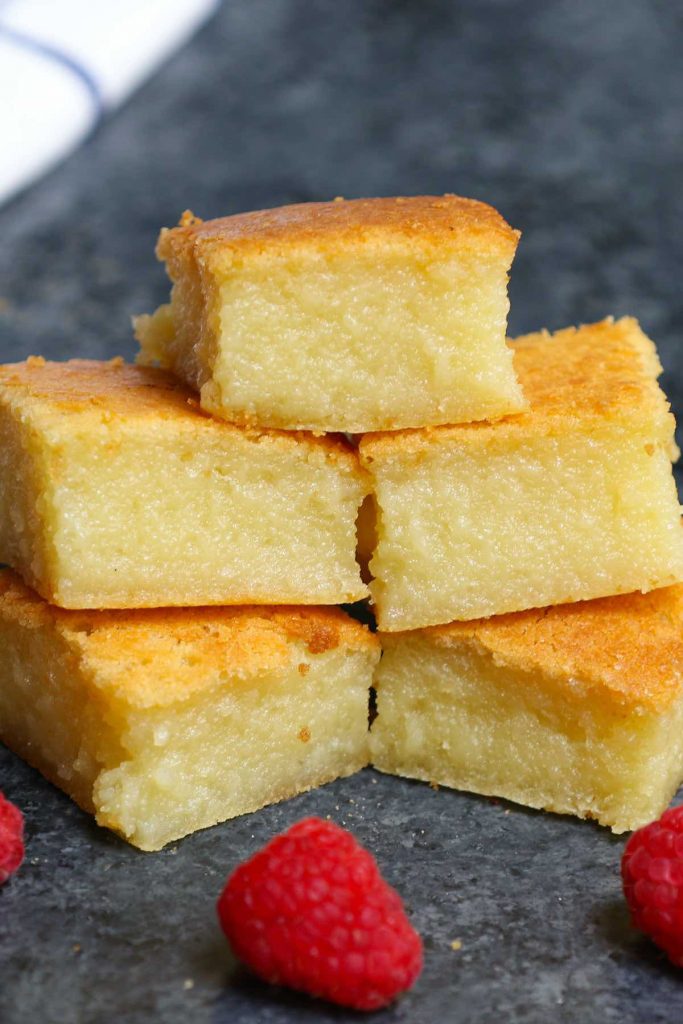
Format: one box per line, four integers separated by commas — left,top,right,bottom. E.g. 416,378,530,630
0,356,193,419
360,318,674,460
0,571,379,708
406,586,683,711
0,358,358,462
156,195,520,267
511,317,665,422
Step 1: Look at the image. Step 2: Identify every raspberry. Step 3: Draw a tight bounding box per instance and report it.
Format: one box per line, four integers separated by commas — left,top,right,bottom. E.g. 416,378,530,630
622,805,683,965
217,817,422,1010
0,791,24,885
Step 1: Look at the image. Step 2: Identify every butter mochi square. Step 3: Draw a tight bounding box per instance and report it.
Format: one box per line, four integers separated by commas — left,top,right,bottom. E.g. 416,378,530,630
0,358,368,609
135,195,524,433
0,571,379,850
371,587,683,833
360,318,683,630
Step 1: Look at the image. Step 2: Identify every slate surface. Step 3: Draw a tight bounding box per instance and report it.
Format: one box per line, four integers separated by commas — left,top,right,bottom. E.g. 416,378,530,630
1,2,682,1021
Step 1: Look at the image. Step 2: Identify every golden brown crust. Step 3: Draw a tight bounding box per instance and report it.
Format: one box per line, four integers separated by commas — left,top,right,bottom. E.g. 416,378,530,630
157,195,520,267
0,356,194,419
360,318,673,459
0,358,359,463
388,586,683,711
511,317,665,422
0,570,379,707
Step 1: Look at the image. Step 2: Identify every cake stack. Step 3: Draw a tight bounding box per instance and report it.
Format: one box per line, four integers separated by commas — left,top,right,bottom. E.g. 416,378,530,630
1,195,683,851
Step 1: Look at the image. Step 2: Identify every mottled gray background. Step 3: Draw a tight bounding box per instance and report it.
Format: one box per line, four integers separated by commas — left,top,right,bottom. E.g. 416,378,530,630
1,1,683,1022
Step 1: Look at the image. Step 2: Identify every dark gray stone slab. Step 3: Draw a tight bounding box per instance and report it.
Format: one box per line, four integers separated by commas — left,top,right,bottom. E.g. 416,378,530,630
1,1,683,1021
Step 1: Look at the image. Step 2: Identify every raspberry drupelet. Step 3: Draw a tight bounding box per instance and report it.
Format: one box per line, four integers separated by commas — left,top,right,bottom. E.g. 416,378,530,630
217,817,423,1010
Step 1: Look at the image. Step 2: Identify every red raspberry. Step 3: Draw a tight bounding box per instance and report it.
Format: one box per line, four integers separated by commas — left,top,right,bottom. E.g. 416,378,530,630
622,805,683,965
0,791,24,884
217,817,423,1010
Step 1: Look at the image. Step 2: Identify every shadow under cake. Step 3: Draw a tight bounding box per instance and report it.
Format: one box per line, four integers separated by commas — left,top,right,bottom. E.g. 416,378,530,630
135,195,524,433
0,358,368,609
0,570,380,850
371,586,683,832
360,317,683,630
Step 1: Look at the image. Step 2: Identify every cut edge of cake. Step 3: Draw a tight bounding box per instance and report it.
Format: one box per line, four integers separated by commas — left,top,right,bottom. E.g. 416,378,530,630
0,570,380,850
135,196,525,433
371,587,683,832
0,358,370,609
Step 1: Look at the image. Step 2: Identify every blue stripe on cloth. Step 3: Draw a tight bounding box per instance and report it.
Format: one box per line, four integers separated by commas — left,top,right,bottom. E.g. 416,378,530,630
0,21,104,121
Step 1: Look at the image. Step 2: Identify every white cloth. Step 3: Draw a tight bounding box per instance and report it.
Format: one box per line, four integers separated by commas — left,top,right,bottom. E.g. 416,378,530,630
0,0,218,206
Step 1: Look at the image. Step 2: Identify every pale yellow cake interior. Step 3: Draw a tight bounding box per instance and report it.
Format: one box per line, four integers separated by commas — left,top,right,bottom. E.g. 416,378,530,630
361,318,683,630
371,588,683,832
0,573,379,850
136,197,525,432
0,359,368,609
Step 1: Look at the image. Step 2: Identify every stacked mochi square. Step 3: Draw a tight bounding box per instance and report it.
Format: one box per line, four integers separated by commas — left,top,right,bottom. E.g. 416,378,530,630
1,195,683,851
